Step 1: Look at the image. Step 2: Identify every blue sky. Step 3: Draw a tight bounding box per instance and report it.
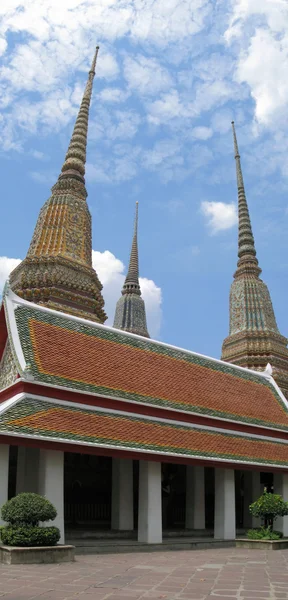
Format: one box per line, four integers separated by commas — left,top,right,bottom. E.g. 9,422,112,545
0,0,287,358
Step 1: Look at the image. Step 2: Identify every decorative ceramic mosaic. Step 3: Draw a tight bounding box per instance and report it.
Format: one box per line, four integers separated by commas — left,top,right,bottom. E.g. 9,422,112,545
229,279,279,335
1,397,288,467
113,203,149,338
10,302,288,430
0,339,18,391
9,47,106,325
222,122,288,399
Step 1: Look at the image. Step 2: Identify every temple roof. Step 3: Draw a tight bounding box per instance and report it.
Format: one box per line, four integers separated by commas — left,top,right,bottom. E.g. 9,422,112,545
2,289,288,433
1,396,288,468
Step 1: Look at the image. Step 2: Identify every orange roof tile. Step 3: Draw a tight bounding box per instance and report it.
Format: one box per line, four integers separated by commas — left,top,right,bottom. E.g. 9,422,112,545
7,300,288,431
1,398,288,467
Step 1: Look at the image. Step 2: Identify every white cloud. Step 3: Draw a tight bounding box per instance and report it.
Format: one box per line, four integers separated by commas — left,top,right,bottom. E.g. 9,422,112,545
138,277,162,338
225,0,287,43
89,108,141,142
99,88,129,103
92,250,162,338
225,0,288,127
210,109,234,134
2,0,288,185
236,29,288,126
86,144,140,184
201,201,238,233
124,55,172,96
143,139,182,169
0,257,21,292
193,80,237,115
191,126,213,140
147,90,184,125
0,0,210,118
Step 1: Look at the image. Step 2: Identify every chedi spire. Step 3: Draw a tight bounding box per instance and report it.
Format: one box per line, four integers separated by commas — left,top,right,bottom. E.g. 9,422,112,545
123,201,140,294
231,121,261,280
58,46,99,189
10,47,107,323
113,203,150,337
221,122,288,397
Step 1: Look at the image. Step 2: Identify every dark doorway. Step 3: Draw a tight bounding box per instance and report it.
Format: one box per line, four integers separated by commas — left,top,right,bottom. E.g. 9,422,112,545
64,453,112,528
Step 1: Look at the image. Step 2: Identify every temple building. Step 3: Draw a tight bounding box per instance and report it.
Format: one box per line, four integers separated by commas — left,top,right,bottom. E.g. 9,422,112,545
0,50,288,549
222,123,288,398
113,202,150,338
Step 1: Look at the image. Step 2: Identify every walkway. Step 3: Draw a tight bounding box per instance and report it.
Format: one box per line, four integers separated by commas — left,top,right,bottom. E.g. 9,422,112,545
1,547,288,600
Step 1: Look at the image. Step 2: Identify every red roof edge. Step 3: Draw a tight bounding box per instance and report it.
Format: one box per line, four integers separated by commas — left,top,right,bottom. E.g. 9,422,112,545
2,379,288,441
2,433,287,473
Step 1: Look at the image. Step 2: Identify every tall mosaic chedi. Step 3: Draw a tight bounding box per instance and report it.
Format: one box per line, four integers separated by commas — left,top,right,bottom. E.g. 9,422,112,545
10,47,107,324
221,122,288,397
113,202,150,337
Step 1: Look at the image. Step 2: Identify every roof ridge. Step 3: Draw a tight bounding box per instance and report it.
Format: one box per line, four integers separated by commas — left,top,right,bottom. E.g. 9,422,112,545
4,287,273,383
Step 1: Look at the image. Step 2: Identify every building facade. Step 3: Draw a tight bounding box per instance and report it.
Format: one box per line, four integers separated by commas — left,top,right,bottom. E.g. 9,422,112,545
0,52,288,547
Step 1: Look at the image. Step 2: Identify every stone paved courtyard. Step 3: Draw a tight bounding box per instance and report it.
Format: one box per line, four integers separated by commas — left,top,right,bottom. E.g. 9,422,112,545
1,548,288,600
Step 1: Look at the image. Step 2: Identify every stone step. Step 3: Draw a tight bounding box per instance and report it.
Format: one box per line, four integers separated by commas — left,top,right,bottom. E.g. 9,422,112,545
66,529,214,540
70,537,235,555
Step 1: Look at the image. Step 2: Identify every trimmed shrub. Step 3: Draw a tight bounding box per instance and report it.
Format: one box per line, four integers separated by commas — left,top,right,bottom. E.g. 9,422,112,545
249,491,288,530
1,493,57,527
0,493,60,547
0,526,60,547
247,527,283,541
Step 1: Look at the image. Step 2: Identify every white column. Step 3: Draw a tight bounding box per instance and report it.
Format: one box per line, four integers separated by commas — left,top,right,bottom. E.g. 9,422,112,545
251,471,262,528
138,461,162,544
0,444,9,526
39,449,65,544
111,458,134,531
16,447,39,494
274,472,288,536
214,468,236,540
185,465,205,530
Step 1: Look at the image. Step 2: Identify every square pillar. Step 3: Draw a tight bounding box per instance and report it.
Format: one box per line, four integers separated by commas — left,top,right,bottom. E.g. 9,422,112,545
39,449,65,544
16,447,39,494
185,465,205,530
214,468,236,540
274,472,288,536
111,458,134,531
0,444,9,525
138,461,162,544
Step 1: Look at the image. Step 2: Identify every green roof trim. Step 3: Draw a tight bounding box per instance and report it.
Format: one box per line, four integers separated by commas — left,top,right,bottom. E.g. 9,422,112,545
0,397,287,467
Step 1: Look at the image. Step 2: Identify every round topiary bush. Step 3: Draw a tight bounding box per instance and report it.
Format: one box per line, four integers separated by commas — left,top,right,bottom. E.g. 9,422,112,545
0,493,60,547
249,491,288,530
1,526,60,547
1,493,57,527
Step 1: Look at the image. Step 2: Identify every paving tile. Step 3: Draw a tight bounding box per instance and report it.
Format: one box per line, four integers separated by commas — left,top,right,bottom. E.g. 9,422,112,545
2,547,288,599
